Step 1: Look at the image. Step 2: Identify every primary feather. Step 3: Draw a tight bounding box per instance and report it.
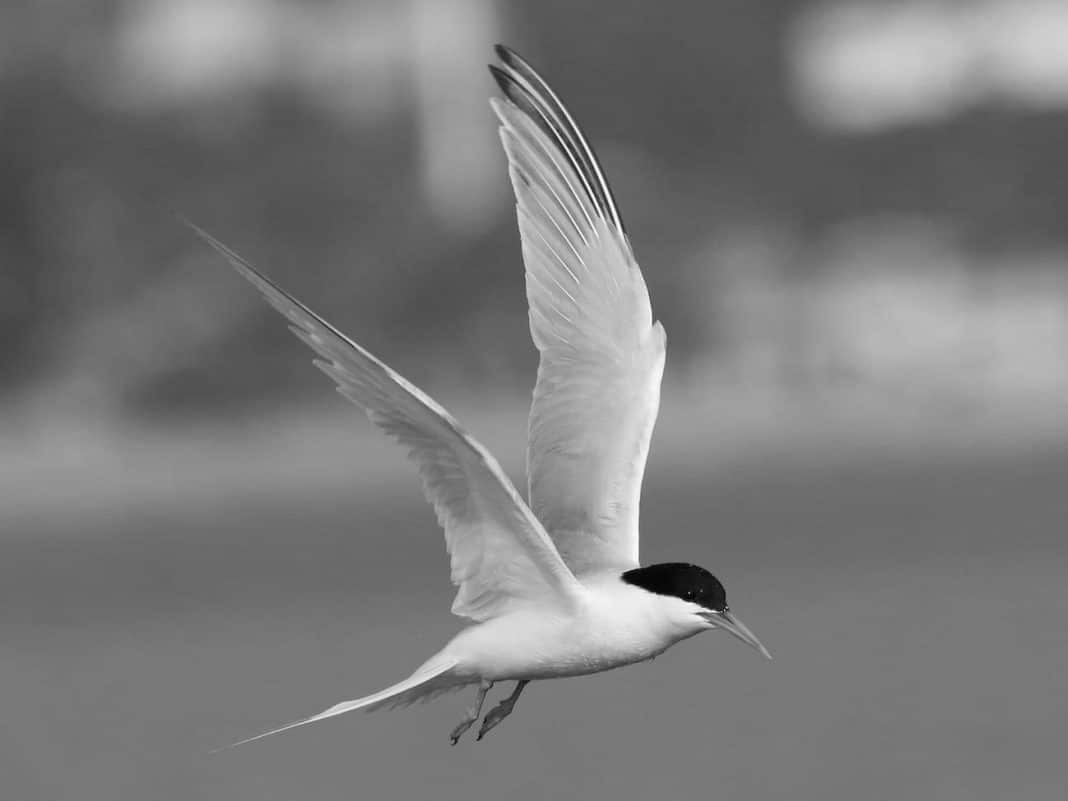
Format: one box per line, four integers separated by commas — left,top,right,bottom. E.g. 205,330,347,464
491,46,666,576
186,224,584,622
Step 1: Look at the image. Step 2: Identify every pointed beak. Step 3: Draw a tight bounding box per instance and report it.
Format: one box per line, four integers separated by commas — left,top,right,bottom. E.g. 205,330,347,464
706,609,772,660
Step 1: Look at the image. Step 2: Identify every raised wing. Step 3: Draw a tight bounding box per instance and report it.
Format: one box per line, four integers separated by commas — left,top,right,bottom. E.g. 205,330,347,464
490,46,666,575
189,224,584,621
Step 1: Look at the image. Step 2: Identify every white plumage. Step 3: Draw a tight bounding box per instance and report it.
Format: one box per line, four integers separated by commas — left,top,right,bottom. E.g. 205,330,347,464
201,45,769,751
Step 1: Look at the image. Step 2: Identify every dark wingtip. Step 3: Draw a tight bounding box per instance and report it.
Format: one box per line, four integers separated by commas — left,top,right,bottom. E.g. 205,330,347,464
487,63,511,95
488,42,627,236
494,43,526,70
488,64,532,115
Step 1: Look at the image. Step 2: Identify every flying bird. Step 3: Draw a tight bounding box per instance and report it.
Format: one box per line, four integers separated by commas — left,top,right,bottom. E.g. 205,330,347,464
198,44,770,749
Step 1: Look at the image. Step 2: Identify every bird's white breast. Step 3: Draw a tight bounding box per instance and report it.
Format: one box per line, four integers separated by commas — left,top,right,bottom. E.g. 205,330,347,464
443,575,704,681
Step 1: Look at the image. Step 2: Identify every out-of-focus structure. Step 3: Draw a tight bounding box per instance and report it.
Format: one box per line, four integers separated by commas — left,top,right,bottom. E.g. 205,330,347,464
3,0,1068,441
3,0,1068,432
4,6,1068,801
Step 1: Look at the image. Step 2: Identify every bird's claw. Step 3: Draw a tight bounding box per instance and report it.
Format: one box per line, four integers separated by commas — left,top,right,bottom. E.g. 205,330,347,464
475,701,512,741
448,680,494,745
449,718,475,746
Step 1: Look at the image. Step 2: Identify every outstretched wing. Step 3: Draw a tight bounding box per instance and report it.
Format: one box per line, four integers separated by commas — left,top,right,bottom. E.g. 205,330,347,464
190,224,584,622
490,46,666,576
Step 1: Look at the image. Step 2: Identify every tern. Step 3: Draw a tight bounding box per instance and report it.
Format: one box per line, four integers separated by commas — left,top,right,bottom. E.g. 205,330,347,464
199,44,770,749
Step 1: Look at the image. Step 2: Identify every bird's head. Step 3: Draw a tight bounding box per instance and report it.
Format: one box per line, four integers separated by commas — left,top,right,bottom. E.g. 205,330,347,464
622,563,772,660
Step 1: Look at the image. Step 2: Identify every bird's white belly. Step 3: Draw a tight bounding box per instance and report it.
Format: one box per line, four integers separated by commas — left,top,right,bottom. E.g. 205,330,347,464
443,580,698,681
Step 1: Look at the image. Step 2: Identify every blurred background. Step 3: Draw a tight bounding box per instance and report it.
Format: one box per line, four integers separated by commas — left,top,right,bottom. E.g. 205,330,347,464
3,1,1067,799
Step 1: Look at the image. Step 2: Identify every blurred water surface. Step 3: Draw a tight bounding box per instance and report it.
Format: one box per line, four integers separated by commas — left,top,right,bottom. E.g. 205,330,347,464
3,398,1067,801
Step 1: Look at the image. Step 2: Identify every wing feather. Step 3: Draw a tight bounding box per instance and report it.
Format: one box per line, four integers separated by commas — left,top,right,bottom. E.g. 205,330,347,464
491,47,666,575
189,223,583,621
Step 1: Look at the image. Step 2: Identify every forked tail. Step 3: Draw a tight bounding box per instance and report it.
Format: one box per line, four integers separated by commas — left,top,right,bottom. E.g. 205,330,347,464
214,656,464,751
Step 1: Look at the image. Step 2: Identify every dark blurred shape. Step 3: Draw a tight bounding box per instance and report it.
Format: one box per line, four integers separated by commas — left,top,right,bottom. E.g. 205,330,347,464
0,0,1066,422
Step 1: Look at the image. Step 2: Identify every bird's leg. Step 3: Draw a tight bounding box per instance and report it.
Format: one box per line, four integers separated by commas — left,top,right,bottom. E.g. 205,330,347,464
476,680,529,741
449,680,493,745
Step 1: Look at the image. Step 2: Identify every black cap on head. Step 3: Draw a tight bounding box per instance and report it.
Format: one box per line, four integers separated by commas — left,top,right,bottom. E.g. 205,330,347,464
621,563,727,612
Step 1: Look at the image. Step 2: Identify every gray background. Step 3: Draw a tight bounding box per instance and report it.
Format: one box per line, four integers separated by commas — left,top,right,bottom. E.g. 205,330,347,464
3,1,1067,799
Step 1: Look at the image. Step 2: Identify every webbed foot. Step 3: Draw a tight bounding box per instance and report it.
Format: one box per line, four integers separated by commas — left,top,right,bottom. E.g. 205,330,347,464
476,680,529,741
448,680,492,745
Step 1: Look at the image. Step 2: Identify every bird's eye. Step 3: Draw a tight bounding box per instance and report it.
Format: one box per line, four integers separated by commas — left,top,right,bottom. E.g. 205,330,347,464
684,590,696,601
